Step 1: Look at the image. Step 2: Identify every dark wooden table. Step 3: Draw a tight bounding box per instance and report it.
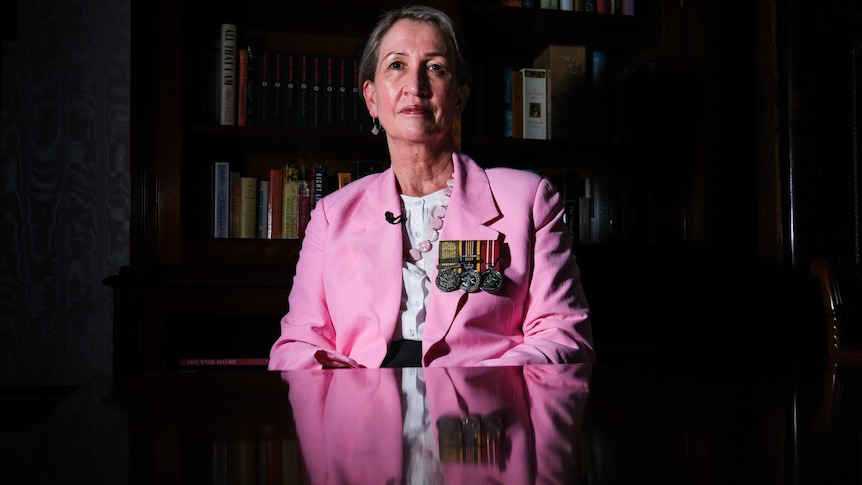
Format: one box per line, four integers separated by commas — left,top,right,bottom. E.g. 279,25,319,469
2,359,860,484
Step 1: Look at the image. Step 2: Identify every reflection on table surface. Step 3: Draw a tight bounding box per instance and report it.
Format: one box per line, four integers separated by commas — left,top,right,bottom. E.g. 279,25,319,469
2,360,861,484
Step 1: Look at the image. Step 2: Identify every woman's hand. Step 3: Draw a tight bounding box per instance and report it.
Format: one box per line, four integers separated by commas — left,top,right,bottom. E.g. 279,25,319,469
314,349,366,368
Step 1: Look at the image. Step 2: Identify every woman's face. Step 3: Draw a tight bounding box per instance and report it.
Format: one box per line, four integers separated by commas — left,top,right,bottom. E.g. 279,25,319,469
363,19,468,147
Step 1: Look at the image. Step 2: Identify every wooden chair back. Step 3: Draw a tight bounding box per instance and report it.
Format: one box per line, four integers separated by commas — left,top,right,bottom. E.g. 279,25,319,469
810,258,862,364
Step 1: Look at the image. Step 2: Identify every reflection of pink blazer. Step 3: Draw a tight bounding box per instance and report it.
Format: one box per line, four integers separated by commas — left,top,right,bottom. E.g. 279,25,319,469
282,365,591,484
269,153,594,369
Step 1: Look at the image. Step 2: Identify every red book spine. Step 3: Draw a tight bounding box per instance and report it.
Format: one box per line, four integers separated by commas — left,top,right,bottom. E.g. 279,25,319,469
237,48,248,126
268,168,284,239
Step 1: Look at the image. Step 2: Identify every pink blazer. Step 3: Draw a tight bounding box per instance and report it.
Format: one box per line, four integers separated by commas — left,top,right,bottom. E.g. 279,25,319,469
268,152,594,369
282,365,592,484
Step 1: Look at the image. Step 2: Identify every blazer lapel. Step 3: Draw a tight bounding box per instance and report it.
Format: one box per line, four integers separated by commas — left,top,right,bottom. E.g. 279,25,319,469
423,153,503,348
348,169,405,342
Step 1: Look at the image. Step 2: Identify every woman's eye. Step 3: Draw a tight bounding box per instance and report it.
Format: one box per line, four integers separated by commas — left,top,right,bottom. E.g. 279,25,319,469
388,61,404,70
428,63,446,73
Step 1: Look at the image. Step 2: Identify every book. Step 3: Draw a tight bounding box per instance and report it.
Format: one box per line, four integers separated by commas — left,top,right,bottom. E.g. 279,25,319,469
521,68,548,139
237,47,249,126
268,168,284,239
349,56,371,132
229,171,241,237
579,179,591,244
312,162,327,207
239,176,258,239
282,164,299,239
540,0,559,8
257,180,269,239
502,64,513,137
323,55,337,130
589,175,615,243
283,51,298,129
532,45,589,141
511,69,523,138
296,52,311,129
354,161,381,180
591,50,610,144
243,43,259,126
297,175,310,239
218,23,237,126
561,0,574,10
512,68,549,139
559,171,583,242
258,50,272,126
212,162,231,238
311,54,324,129
271,51,285,128
596,0,609,14
337,172,352,188
335,56,350,131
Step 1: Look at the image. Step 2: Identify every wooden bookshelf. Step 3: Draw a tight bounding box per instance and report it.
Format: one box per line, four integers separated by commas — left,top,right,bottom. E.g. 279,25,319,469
110,0,722,372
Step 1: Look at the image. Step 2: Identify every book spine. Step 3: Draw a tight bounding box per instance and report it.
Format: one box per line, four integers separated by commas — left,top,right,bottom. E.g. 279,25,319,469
229,171,241,237
521,68,548,140
259,50,271,127
257,180,269,239
336,56,349,131
350,56,371,132
237,48,248,126
240,176,259,239
283,52,297,129
272,51,285,127
218,23,237,126
502,65,513,137
244,43,259,126
323,55,336,130
337,172,352,189
311,55,324,129
297,178,310,239
296,53,311,129
596,0,609,14
213,162,230,238
511,69,523,138
282,164,299,239
532,45,589,142
312,162,327,207
592,50,609,144
268,168,284,239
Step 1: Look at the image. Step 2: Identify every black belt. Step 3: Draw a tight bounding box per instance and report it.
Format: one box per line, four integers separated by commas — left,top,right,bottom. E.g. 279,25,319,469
381,339,422,368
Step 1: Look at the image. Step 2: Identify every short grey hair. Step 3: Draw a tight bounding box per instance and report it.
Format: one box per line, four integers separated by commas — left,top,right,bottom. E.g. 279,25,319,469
358,5,472,89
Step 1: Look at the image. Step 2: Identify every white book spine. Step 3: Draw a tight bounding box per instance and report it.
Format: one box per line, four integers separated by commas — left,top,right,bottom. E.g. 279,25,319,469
521,68,548,140
218,23,237,126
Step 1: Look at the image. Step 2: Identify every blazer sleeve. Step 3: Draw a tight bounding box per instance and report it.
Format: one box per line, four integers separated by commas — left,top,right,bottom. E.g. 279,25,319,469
268,199,340,370
477,176,595,366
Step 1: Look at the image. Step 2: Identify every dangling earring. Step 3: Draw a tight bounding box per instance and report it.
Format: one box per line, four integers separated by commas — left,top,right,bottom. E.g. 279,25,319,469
371,118,381,136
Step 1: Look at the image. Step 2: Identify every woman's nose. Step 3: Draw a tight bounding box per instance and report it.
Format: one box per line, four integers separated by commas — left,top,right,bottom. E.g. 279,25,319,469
404,69,431,97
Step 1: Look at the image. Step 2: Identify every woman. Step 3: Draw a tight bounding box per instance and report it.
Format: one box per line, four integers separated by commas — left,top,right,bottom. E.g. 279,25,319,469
268,5,594,369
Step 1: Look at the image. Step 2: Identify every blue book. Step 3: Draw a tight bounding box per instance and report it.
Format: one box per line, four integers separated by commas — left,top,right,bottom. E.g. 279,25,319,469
212,162,230,238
